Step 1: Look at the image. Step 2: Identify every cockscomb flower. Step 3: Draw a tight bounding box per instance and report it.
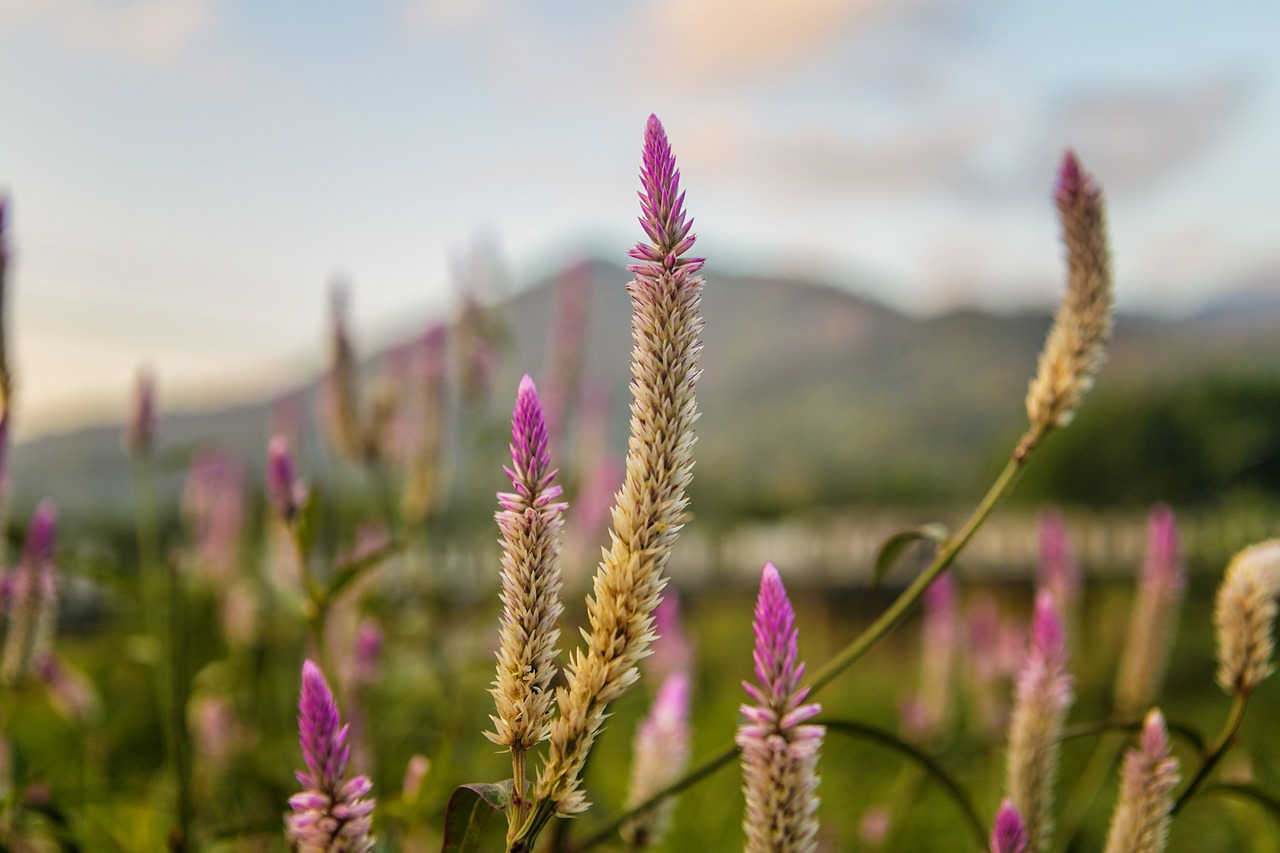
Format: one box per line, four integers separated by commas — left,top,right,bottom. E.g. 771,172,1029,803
401,323,447,525
323,283,369,463
646,589,694,685
2,500,59,687
267,435,308,524
912,570,958,741
1102,709,1179,853
124,368,156,456
990,800,1028,853
737,563,823,853
1022,151,1114,454
182,451,246,584
1115,505,1186,717
1005,590,1074,853
537,114,704,817
285,660,375,853
1214,539,1280,696
1036,508,1080,614
621,671,692,849
488,375,566,762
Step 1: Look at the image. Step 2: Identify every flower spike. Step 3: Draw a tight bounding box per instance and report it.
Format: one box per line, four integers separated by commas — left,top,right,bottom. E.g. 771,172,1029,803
286,660,375,853
536,114,704,818
737,563,823,853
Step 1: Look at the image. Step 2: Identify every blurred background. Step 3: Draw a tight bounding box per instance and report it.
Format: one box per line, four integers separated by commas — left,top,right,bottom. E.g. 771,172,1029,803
1,2,1280,850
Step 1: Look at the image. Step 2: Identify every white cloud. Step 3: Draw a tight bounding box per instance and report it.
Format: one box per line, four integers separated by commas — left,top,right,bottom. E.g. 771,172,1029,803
0,0,214,65
630,0,897,84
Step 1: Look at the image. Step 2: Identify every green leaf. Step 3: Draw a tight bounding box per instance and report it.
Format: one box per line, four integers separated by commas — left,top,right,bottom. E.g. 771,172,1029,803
441,781,512,853
870,523,949,590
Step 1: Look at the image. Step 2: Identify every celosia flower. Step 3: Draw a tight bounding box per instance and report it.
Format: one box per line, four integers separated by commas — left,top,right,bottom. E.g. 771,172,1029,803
1004,590,1074,853
538,114,704,817
401,323,447,525
286,660,375,853
0,196,12,418
323,283,368,462
1022,151,1114,452
646,589,694,685
990,800,1028,853
543,260,593,443
1214,539,1280,695
488,376,566,757
1102,709,1179,853
737,563,823,853
182,451,246,584
912,570,958,741
965,595,1009,737
1114,505,1186,717
621,671,692,849
1036,508,1080,614
124,369,156,456
2,500,59,687
267,435,308,524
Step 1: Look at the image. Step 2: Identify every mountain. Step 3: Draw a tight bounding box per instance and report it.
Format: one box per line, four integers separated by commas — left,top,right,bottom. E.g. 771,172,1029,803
10,259,1280,524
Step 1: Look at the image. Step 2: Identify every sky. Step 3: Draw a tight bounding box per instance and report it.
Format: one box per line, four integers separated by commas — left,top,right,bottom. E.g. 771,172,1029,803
1,0,1278,436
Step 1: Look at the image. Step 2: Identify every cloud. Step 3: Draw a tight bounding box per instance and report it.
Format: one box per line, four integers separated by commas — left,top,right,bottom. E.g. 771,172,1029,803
400,0,507,35
630,0,899,85
677,107,1008,202
1037,79,1247,193
0,0,214,65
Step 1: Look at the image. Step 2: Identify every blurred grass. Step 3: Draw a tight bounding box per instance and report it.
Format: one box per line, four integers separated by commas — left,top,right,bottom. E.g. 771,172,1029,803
9,539,1280,851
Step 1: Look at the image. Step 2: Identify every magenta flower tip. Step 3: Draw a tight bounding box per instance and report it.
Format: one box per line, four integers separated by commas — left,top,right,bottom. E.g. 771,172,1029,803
991,799,1028,853
1144,503,1184,590
500,374,559,513
1054,149,1100,210
1031,590,1066,662
125,368,157,455
631,114,703,276
924,570,955,614
298,659,345,790
24,500,57,566
266,434,304,521
1140,708,1169,757
751,563,805,707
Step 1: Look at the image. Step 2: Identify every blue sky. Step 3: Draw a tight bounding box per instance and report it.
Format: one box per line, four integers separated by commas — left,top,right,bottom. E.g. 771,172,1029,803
2,0,1277,435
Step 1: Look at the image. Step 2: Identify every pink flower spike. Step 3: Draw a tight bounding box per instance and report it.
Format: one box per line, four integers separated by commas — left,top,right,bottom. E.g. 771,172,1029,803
1031,589,1067,666
286,660,375,852
125,368,156,456
1143,503,1184,593
990,800,1028,853
1037,508,1079,609
267,435,307,523
738,563,823,853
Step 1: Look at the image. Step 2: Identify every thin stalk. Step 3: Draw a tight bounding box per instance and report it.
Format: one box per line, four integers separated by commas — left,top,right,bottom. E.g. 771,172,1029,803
810,440,1031,693
1173,691,1250,815
165,560,191,851
131,457,190,850
570,748,738,852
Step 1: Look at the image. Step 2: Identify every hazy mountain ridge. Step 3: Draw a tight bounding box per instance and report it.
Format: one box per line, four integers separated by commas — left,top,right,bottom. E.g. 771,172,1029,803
11,260,1280,522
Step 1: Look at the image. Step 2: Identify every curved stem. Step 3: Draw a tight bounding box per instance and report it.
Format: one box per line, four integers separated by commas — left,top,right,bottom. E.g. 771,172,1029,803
1173,691,1250,815
571,748,738,852
810,440,1031,693
822,720,987,850
567,432,1042,853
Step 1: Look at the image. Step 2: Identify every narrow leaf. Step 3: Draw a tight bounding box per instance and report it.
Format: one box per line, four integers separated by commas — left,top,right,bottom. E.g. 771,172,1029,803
441,781,512,853
870,524,949,590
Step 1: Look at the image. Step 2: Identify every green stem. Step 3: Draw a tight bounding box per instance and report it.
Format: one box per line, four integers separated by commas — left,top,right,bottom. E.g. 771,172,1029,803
570,748,738,852
810,442,1030,693
1173,691,1250,815
567,431,1044,853
131,457,189,850
822,720,987,850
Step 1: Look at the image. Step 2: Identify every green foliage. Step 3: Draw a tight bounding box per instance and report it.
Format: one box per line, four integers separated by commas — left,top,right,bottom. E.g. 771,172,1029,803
1015,374,1280,507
